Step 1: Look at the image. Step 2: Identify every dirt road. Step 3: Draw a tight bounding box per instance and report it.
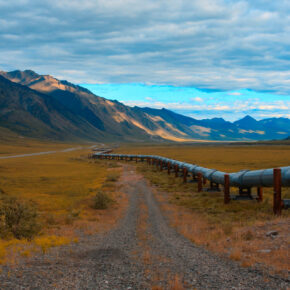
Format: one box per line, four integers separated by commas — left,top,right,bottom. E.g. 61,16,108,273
0,145,97,160
0,165,288,289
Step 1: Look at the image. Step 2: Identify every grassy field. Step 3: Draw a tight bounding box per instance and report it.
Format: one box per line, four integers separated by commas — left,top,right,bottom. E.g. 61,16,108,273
0,135,92,156
116,143,290,221
116,143,290,171
116,144,290,273
1,141,289,272
0,143,125,265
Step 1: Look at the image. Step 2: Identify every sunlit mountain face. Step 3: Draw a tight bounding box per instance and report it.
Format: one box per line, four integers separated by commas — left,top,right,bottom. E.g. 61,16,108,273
0,70,289,142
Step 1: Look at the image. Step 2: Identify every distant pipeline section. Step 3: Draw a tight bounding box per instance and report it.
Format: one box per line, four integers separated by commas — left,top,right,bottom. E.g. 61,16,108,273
92,153,290,187
91,152,290,215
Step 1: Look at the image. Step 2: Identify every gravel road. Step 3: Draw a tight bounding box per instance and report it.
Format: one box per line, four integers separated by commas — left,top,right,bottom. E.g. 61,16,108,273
0,145,97,159
0,165,289,289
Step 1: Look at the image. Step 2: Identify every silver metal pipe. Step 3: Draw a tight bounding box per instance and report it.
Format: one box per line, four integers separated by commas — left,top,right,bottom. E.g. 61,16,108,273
92,153,290,187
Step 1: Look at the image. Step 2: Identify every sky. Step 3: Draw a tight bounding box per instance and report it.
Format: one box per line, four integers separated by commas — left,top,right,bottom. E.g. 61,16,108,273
0,0,289,120
81,83,290,120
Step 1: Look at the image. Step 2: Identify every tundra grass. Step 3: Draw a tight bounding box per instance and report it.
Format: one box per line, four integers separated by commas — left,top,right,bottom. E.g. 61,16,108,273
116,144,290,171
116,144,290,223
116,144,290,273
0,148,123,264
136,164,290,224
0,136,83,156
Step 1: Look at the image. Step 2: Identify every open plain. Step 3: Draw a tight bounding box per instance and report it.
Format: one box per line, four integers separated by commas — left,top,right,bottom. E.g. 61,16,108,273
0,142,289,289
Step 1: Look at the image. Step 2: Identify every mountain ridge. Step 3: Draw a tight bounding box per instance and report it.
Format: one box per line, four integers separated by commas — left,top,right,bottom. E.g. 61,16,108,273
1,69,289,142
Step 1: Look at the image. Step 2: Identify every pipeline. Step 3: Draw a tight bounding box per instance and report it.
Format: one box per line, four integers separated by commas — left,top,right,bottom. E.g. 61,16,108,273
92,153,290,188
92,152,290,214
88,148,112,159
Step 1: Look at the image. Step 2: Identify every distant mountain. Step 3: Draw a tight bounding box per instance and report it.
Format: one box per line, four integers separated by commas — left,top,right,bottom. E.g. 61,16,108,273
0,69,289,142
234,115,262,129
260,117,290,132
138,108,290,140
233,115,290,140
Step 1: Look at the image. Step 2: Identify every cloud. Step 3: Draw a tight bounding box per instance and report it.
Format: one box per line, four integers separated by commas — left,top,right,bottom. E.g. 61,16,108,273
0,0,289,95
191,97,203,102
81,81,289,121
118,96,290,121
212,105,231,111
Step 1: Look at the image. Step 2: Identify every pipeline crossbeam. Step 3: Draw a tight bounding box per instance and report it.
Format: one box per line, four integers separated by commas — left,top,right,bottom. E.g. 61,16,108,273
92,153,290,188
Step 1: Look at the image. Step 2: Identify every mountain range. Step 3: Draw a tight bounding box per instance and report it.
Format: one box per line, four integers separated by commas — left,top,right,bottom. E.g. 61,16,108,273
0,69,289,142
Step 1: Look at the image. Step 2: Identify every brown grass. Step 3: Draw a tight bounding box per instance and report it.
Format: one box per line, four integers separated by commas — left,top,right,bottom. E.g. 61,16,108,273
143,249,151,265
230,249,242,261
116,144,290,274
150,183,290,274
241,259,254,268
168,274,185,290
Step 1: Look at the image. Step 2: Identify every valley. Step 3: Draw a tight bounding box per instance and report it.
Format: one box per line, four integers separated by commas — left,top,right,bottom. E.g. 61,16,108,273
1,1,289,288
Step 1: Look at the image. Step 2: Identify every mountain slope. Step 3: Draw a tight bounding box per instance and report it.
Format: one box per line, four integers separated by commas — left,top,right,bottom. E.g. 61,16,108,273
0,75,108,141
0,70,198,141
1,69,289,142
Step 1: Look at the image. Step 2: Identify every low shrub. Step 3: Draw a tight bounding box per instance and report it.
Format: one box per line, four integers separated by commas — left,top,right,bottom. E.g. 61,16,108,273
71,209,80,218
93,191,114,210
45,214,58,226
106,172,120,182
0,197,41,240
242,230,254,241
107,162,120,168
64,214,74,225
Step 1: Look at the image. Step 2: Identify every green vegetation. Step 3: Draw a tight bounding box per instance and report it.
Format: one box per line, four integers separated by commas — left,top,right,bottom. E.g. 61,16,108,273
0,196,40,240
93,191,114,210
0,144,123,264
93,169,121,210
106,172,120,182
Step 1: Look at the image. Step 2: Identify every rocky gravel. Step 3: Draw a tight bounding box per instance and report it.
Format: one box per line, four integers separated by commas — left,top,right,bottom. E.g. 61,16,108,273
0,165,289,289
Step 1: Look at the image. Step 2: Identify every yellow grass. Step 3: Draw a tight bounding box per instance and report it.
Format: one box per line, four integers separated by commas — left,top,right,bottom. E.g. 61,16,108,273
116,144,290,171
34,235,72,254
0,239,28,264
0,142,125,265
0,136,83,156
0,150,108,220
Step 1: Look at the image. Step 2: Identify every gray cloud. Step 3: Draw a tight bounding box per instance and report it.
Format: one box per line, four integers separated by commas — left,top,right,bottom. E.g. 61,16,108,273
0,0,290,94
